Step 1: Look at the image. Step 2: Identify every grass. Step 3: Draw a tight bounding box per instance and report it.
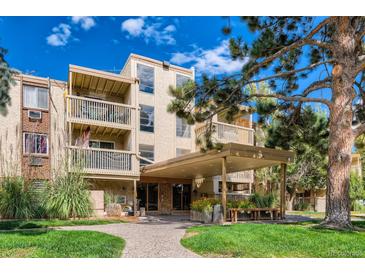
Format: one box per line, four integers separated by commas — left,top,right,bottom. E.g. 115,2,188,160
181,222,365,258
288,211,365,220
0,230,125,258
0,219,125,231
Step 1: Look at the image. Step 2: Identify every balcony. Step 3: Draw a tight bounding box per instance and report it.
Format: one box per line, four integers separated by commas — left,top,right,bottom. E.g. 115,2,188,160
196,121,254,146
66,95,135,130
215,170,254,183
68,146,139,176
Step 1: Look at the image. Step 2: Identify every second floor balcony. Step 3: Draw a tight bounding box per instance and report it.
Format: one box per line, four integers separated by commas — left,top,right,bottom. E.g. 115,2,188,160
66,95,136,130
68,146,139,177
196,121,254,146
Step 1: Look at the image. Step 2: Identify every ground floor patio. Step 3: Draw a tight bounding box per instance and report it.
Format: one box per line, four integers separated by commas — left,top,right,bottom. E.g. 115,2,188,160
88,143,295,220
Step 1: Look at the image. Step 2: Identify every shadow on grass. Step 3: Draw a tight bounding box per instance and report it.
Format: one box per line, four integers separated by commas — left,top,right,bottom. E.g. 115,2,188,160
0,220,46,231
1,229,52,236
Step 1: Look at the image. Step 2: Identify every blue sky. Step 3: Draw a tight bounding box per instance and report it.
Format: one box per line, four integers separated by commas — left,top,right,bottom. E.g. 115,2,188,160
0,16,252,81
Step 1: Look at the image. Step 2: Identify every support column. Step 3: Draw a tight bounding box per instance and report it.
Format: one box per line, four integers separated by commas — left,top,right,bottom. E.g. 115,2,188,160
133,179,137,216
280,163,287,219
221,157,227,223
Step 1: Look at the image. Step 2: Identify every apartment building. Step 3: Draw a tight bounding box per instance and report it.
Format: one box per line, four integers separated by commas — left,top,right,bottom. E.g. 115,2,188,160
0,53,256,216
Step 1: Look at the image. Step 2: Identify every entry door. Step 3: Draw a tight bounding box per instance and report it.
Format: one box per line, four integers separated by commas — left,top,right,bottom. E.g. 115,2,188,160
172,184,191,210
137,183,159,211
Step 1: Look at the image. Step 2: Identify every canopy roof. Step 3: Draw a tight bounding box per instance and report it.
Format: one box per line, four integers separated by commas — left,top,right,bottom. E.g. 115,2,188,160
141,143,295,180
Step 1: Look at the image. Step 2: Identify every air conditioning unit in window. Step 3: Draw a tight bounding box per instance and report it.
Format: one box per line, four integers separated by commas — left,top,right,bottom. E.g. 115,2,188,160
28,110,42,120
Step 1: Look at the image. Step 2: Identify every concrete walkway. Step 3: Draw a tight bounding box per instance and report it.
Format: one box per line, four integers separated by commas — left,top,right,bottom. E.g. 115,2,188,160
60,216,199,258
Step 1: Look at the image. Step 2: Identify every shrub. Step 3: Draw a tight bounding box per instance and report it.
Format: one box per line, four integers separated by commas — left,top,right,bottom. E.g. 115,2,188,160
237,199,255,209
0,177,35,219
44,166,91,219
191,199,215,212
353,200,365,212
293,200,310,211
249,192,276,208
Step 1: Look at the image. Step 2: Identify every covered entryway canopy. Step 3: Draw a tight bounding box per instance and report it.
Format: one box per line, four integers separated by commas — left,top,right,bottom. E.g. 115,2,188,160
141,143,295,222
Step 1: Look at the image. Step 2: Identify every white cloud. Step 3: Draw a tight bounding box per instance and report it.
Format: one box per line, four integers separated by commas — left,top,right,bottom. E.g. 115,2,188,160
121,18,145,36
170,40,248,75
121,17,176,45
46,23,71,47
71,16,96,30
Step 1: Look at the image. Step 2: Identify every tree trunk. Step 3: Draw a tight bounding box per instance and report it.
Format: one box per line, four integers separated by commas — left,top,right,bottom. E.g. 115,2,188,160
286,192,295,212
322,17,356,229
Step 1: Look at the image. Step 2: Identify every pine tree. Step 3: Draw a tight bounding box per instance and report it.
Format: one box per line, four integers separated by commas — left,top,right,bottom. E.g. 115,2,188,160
0,46,15,116
263,106,328,211
168,17,365,229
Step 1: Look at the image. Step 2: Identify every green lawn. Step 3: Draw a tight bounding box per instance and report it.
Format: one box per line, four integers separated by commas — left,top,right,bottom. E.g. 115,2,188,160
288,211,365,220
0,219,125,231
181,222,365,258
0,230,125,258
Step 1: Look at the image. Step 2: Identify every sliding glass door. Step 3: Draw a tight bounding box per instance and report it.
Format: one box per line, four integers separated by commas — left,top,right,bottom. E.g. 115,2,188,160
172,184,191,210
137,183,159,211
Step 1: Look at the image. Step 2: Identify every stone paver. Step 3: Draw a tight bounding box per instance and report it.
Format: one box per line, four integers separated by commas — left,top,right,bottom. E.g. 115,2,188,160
59,215,199,258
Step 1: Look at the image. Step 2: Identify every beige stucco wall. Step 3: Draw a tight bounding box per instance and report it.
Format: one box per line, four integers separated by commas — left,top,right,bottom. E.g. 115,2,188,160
125,56,195,162
50,82,67,178
0,80,21,177
90,179,135,207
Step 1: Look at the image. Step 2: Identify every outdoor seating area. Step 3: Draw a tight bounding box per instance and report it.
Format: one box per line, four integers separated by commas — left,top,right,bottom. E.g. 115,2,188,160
230,208,280,223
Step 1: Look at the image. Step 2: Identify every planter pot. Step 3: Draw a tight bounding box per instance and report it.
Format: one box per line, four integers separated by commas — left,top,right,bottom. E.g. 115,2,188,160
190,209,213,223
213,205,223,224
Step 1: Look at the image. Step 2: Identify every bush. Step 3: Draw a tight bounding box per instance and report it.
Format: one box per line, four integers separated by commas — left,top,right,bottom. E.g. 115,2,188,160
44,166,91,219
353,200,365,212
0,177,36,219
249,192,276,208
191,199,214,212
293,200,310,211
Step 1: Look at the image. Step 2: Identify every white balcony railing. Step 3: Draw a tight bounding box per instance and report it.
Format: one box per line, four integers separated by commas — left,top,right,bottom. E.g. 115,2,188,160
68,146,139,176
215,170,254,183
196,121,254,145
66,95,135,129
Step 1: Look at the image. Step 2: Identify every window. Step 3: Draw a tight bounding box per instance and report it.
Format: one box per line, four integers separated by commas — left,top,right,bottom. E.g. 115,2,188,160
176,74,190,88
140,105,154,132
176,148,190,157
176,117,191,137
89,140,115,150
23,85,49,110
218,182,250,193
23,133,48,155
139,144,154,166
137,64,154,93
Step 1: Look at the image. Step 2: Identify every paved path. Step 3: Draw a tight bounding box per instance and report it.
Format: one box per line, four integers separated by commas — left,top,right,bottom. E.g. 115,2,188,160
59,216,199,258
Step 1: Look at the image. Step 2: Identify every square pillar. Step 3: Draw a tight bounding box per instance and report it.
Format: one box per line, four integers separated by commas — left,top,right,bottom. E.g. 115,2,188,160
280,163,287,219
221,157,227,222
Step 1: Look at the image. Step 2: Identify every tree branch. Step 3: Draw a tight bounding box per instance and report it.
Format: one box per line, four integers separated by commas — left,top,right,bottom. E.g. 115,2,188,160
303,78,332,96
246,17,335,77
247,60,333,85
247,93,332,108
353,123,365,137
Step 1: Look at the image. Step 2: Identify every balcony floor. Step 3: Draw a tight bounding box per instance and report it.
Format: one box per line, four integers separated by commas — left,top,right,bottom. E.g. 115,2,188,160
71,122,130,137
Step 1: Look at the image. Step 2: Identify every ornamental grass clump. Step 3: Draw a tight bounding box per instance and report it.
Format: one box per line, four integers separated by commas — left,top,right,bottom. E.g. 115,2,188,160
44,165,91,219
249,192,276,208
0,176,36,219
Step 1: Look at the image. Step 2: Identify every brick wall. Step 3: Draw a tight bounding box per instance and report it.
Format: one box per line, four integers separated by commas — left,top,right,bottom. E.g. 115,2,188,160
159,183,172,214
21,99,51,181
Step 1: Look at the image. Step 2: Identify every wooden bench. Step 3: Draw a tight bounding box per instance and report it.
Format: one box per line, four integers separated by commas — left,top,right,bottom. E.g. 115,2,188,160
230,208,280,223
